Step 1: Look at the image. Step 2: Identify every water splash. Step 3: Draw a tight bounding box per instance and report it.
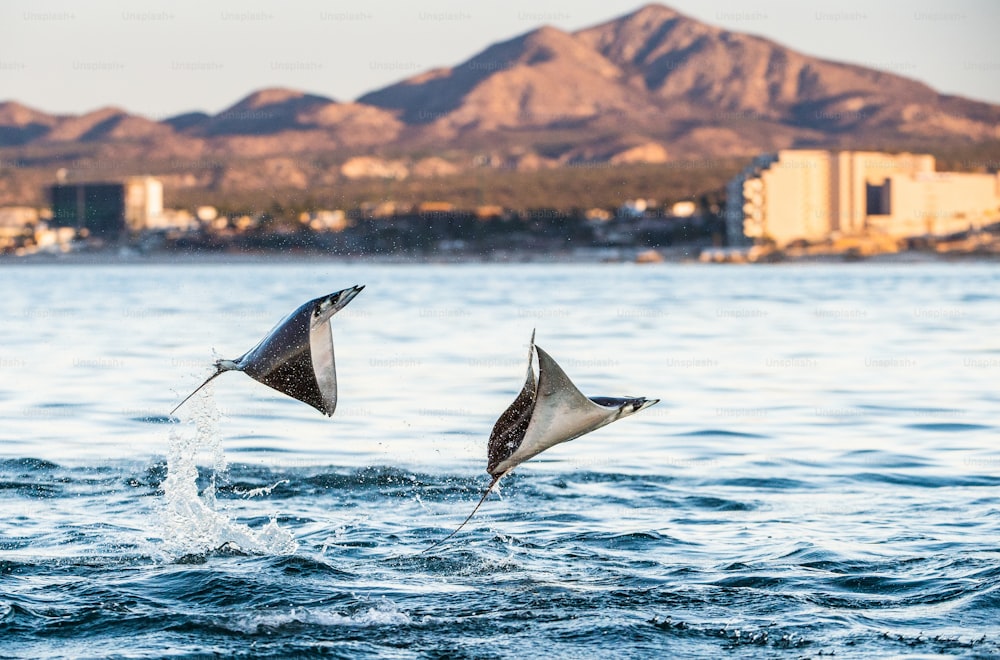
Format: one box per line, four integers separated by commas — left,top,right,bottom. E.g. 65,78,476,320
159,384,297,558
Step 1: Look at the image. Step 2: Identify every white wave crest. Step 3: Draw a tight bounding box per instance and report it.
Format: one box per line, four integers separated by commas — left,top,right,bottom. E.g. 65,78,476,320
226,599,414,633
158,385,298,558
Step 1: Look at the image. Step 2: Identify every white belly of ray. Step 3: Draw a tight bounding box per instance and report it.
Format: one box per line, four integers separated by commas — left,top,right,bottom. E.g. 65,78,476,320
309,319,338,414
494,345,619,474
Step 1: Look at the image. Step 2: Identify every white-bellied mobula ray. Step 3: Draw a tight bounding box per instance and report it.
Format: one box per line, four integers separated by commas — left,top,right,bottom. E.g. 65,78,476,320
170,285,364,417
423,331,658,552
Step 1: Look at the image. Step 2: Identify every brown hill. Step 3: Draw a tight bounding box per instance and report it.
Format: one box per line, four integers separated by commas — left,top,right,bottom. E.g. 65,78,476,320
0,101,59,145
358,25,651,134
170,88,405,156
575,4,1000,140
194,88,335,135
361,3,999,151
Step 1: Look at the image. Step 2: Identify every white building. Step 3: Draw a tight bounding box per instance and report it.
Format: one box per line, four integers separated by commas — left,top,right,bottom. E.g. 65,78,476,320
300,210,348,232
726,150,999,247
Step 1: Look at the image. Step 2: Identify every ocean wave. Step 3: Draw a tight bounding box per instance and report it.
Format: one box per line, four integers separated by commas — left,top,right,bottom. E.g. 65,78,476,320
226,599,417,634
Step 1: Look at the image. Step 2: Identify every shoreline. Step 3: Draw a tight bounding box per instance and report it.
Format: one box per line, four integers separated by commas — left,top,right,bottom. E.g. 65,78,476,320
1,247,997,267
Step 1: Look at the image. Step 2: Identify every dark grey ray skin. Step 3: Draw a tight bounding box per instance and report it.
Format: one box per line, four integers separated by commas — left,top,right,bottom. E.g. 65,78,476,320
170,285,363,417
422,331,658,552
486,335,538,476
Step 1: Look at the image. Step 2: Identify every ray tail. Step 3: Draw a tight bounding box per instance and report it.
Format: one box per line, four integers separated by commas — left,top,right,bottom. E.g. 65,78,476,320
169,366,226,416
421,474,503,554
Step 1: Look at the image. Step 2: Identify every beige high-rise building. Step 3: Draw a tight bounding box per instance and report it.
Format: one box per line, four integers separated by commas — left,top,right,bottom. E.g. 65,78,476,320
868,171,1000,237
830,151,936,235
726,150,999,247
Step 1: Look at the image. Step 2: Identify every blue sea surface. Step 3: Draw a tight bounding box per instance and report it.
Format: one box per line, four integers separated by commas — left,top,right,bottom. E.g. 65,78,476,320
1,261,999,658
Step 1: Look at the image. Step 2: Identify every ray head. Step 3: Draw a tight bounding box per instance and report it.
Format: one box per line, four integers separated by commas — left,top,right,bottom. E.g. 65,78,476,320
589,396,660,420
312,285,364,325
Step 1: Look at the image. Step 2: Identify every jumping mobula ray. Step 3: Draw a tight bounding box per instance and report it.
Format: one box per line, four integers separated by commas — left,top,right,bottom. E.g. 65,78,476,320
424,331,658,551
170,285,364,417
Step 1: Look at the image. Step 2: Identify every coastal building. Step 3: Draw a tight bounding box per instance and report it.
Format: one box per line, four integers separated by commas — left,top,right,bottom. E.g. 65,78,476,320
867,171,1000,238
726,150,1000,247
33,226,77,254
0,206,39,252
124,177,163,231
153,208,198,232
618,199,656,219
196,206,219,223
48,176,175,238
300,210,349,232
671,201,697,218
49,182,127,239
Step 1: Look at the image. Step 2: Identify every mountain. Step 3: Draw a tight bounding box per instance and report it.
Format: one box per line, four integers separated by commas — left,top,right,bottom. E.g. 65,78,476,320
0,102,60,145
1,3,998,205
177,88,406,158
574,4,999,140
358,25,650,133
194,88,336,136
360,3,999,150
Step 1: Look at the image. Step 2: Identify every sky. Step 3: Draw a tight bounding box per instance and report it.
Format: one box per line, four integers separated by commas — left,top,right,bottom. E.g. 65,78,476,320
1,0,998,119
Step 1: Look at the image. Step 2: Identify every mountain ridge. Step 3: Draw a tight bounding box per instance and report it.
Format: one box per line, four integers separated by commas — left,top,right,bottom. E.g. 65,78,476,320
1,3,997,205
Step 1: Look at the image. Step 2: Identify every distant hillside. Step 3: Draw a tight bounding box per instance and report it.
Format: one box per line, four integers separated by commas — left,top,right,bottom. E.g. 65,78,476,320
361,3,999,155
1,3,998,207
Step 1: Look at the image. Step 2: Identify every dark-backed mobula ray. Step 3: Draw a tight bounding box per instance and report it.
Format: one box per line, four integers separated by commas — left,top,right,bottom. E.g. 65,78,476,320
424,331,658,551
170,285,364,417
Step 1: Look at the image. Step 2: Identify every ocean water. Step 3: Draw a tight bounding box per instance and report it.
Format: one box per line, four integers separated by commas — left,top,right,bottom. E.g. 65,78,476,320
1,260,999,658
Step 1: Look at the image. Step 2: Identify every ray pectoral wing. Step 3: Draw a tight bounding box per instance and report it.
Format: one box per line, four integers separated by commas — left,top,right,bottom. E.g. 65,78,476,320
534,346,597,409
249,347,328,415
309,319,338,417
487,358,537,475
237,300,327,413
513,346,617,463
239,300,314,371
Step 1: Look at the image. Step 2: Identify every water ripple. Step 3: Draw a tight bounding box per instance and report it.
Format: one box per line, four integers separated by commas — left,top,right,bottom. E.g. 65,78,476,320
2,262,1000,657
